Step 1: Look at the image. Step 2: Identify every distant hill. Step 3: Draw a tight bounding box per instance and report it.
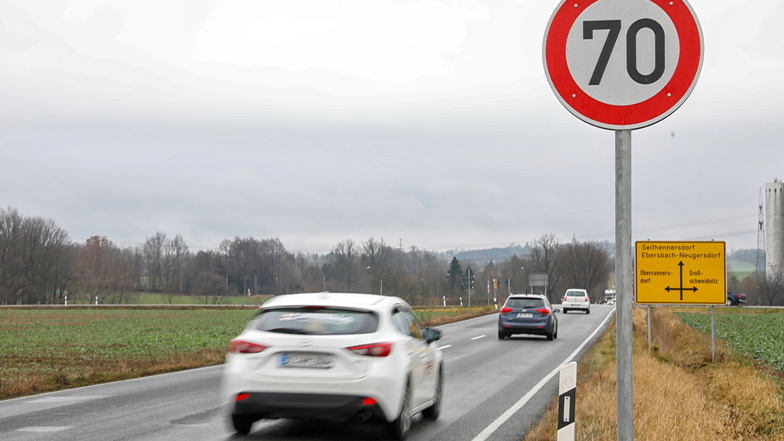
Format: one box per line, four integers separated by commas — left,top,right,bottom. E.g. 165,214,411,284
440,244,758,274
728,260,755,272
440,243,531,266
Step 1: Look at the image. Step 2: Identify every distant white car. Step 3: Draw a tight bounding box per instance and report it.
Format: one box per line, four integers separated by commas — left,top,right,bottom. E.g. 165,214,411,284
562,289,591,314
221,292,443,439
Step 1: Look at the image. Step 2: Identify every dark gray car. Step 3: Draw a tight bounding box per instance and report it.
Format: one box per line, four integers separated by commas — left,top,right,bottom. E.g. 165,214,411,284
497,294,558,340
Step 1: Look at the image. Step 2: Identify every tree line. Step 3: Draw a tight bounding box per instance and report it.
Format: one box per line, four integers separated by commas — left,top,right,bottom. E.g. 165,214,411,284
0,208,620,306
4,207,779,306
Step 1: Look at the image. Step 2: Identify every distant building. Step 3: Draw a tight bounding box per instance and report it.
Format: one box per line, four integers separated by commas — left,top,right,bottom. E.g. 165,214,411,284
765,180,784,279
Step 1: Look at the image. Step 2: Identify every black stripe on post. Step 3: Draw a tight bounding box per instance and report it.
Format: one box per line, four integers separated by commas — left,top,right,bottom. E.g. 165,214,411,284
557,387,576,430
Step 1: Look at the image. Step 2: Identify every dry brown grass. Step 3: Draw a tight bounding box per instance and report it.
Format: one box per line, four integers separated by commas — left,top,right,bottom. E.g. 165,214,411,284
524,307,784,441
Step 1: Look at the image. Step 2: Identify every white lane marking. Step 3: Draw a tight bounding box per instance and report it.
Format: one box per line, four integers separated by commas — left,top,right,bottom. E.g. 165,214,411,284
471,335,486,340
471,310,616,441
23,396,104,404
17,427,73,433
438,345,452,350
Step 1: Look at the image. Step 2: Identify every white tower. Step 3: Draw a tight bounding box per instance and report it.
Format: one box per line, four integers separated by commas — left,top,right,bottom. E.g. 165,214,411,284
765,180,784,279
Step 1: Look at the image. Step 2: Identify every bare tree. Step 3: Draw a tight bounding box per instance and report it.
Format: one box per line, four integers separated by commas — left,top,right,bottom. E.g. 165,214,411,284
499,255,527,295
756,272,784,306
193,270,227,305
555,241,611,301
164,234,189,294
332,240,358,292
407,247,444,306
0,208,74,304
30,217,74,304
0,208,27,304
362,238,393,269
74,236,133,304
259,238,289,293
362,237,393,294
529,233,561,301
143,233,167,292
218,237,294,295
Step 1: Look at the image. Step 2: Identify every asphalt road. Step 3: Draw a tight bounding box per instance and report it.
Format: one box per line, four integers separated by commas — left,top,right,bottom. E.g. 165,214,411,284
0,304,615,441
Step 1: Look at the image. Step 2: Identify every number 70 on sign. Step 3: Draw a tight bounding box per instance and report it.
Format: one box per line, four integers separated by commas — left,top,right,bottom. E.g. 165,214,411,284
543,0,703,130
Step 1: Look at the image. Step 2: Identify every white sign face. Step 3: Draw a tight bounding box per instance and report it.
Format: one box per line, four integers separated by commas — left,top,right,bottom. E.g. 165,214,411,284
566,0,679,106
543,0,703,130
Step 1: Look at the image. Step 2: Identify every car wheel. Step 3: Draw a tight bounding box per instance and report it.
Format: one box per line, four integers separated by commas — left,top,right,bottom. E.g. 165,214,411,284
586,309,590,314
389,381,412,440
563,308,568,314
498,331,507,340
422,368,442,420
545,323,558,340
231,414,253,436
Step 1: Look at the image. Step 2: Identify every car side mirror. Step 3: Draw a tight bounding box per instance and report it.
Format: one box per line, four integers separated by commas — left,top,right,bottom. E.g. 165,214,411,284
424,327,442,343
553,308,560,313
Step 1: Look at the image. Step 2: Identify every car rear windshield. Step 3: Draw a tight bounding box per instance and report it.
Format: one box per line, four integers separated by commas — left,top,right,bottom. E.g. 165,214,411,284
505,298,545,309
565,290,586,297
254,308,379,335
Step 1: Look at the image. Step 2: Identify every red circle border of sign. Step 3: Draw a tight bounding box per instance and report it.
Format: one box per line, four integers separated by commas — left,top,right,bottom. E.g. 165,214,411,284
544,0,703,130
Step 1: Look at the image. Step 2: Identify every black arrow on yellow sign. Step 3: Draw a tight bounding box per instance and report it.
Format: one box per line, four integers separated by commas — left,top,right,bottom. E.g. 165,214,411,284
664,261,698,300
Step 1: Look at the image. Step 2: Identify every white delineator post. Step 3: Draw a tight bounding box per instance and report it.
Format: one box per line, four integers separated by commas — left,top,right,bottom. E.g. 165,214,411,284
557,361,577,441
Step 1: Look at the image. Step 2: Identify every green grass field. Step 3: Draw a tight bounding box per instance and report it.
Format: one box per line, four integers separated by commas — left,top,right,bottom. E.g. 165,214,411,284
676,308,784,371
107,292,269,306
0,308,257,398
0,304,495,399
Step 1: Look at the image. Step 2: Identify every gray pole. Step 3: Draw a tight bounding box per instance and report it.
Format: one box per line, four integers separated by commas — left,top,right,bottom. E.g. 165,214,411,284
616,129,634,441
647,306,651,351
467,267,472,309
710,306,715,362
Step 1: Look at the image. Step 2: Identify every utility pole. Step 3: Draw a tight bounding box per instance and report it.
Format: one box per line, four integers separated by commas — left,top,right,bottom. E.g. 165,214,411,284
465,266,474,309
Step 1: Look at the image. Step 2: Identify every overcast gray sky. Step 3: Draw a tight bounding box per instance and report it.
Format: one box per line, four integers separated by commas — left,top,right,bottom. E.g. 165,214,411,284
2,0,782,255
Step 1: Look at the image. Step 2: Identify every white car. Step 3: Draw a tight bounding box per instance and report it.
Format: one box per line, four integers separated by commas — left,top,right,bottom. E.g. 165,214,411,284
221,292,444,439
562,288,591,313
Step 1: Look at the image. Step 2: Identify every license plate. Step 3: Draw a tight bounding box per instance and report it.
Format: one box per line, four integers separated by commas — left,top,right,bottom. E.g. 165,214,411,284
279,353,334,369
516,313,533,318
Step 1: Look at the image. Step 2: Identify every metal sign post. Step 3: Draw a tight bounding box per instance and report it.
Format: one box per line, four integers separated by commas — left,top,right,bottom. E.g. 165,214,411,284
615,129,634,441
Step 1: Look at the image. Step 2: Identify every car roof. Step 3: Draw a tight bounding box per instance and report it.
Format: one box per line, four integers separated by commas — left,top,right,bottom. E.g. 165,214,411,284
260,292,408,312
507,294,547,299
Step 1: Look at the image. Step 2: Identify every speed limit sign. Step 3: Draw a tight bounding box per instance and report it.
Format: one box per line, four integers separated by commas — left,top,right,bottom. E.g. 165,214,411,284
543,0,703,130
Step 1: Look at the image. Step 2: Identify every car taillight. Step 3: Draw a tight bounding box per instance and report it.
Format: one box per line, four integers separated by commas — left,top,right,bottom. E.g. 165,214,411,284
229,339,267,354
500,307,514,313
585,297,589,302
346,342,393,357
536,308,551,315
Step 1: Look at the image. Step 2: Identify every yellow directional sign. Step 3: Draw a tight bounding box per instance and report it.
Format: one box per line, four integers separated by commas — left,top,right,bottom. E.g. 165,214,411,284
635,241,726,305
